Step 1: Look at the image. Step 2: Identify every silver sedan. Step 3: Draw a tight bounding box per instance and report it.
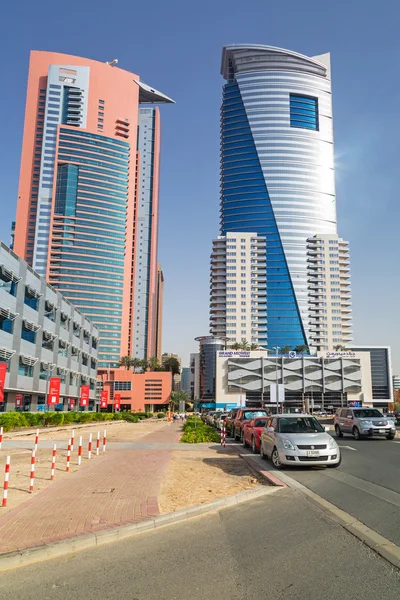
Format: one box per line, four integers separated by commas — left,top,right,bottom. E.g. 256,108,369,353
260,414,341,469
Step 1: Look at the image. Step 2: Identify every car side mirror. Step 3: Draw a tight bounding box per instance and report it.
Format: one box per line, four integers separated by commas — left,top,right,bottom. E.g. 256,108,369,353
265,427,275,432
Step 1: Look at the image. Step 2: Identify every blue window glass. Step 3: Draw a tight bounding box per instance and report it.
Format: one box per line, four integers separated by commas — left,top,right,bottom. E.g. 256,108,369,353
0,316,13,334
55,164,78,217
18,359,33,377
290,94,318,131
24,288,38,310
21,325,36,344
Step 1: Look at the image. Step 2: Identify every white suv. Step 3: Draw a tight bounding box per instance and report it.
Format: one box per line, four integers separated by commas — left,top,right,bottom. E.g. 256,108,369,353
334,408,396,440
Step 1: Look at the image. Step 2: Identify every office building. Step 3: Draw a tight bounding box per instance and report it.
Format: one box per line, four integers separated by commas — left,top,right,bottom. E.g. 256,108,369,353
162,352,181,390
220,45,337,349
0,241,98,411
195,336,226,402
180,367,190,395
212,348,393,411
307,234,352,351
14,51,173,368
210,232,267,345
190,352,200,401
97,367,172,412
155,264,164,362
393,375,400,391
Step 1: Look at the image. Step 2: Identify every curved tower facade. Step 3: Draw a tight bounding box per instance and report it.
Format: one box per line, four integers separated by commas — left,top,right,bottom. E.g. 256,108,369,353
220,45,337,349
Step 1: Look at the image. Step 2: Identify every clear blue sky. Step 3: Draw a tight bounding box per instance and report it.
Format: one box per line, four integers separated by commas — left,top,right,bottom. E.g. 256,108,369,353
1,0,399,372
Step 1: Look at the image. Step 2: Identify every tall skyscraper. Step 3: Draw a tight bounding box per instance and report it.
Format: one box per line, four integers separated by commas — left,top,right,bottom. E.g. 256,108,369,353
210,232,267,345
220,45,337,350
14,51,173,367
155,264,164,362
307,234,352,351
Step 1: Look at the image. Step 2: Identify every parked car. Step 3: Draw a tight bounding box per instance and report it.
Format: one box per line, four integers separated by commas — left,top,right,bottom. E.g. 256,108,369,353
383,413,397,423
260,413,341,469
243,417,268,452
224,408,240,437
232,408,267,441
334,408,396,440
206,411,219,426
214,412,228,430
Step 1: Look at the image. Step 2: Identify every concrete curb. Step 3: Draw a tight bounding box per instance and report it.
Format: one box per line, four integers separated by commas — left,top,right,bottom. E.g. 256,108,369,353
241,456,400,570
3,420,120,439
0,485,281,571
239,453,287,487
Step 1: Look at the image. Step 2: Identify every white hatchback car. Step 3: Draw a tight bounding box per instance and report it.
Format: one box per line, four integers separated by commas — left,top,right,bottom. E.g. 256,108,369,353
260,413,341,469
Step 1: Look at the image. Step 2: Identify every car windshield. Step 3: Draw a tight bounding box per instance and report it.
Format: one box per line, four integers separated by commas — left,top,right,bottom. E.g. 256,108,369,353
243,410,267,420
278,417,324,434
354,409,383,418
254,419,267,427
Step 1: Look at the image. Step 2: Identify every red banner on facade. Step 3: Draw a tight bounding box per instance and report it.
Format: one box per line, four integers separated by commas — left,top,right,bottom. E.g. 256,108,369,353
114,393,121,411
15,393,23,408
100,390,108,409
80,385,90,407
47,378,61,405
0,363,7,403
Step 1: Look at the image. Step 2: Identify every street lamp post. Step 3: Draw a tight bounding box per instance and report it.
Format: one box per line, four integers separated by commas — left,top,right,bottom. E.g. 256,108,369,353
273,347,280,415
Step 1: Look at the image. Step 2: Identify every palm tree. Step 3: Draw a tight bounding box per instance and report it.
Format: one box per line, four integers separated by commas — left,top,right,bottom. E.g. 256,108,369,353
231,342,241,350
139,359,148,372
250,343,259,351
294,344,309,356
334,344,346,351
163,357,180,376
239,340,250,350
119,355,134,370
132,357,143,373
147,356,161,371
281,346,292,355
170,390,190,412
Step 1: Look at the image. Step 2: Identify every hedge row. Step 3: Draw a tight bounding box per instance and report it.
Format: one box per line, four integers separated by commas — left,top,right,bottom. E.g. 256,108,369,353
180,416,220,444
0,411,154,432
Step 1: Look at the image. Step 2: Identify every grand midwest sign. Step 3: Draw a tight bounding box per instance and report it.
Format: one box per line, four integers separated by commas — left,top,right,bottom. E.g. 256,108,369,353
218,351,251,358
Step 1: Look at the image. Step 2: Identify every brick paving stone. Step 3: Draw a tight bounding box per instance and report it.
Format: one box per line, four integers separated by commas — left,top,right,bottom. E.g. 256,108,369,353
0,423,181,554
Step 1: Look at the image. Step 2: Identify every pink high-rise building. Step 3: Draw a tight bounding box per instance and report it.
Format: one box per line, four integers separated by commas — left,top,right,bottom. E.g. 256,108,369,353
14,51,173,367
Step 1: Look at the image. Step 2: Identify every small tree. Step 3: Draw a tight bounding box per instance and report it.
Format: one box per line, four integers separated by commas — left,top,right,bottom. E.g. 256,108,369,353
163,357,180,376
294,344,309,356
250,343,259,351
239,340,250,350
231,342,241,350
281,346,292,355
119,355,134,370
170,390,190,412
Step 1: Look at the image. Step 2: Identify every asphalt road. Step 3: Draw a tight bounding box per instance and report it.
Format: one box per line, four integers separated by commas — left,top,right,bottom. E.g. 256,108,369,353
278,435,400,546
0,489,399,600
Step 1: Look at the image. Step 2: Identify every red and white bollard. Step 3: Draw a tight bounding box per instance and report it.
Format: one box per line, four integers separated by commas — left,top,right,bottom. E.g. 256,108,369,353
220,427,224,446
222,426,226,448
50,444,57,481
29,450,35,493
77,436,82,466
34,428,39,452
66,439,71,472
0,427,3,451
88,433,92,460
2,456,10,507
96,431,100,456
103,429,107,453
70,429,75,452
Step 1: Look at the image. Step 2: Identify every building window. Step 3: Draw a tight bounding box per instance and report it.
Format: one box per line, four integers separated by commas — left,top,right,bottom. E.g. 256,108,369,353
0,314,13,334
0,270,17,296
114,381,132,391
58,340,68,357
57,368,66,383
21,323,36,344
82,354,88,366
18,359,33,377
24,287,39,310
290,94,319,131
45,301,56,322
91,358,96,369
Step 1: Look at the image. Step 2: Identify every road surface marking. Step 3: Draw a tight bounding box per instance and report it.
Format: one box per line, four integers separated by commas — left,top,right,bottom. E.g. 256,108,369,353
323,470,400,508
340,445,358,451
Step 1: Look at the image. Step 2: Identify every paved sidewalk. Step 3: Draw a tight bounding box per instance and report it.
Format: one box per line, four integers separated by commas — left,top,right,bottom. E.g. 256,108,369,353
0,423,181,554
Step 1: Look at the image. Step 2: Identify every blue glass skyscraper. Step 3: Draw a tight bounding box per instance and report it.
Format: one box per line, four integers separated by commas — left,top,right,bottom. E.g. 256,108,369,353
220,45,337,350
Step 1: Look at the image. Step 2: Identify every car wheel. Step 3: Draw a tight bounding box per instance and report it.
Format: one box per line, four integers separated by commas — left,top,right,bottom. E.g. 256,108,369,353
327,454,342,468
352,426,362,440
251,436,257,453
387,433,395,440
260,442,267,460
271,447,283,470
335,425,343,438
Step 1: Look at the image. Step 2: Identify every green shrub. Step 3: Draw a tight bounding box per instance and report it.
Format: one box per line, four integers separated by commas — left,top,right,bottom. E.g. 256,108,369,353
157,412,165,419
112,413,123,420
145,412,153,418
180,418,220,443
43,413,65,427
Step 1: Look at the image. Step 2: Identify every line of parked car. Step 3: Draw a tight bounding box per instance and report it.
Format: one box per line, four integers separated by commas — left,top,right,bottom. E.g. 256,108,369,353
202,407,341,469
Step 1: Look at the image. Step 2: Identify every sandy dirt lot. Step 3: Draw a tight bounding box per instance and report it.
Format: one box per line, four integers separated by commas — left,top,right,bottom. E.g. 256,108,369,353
0,420,167,515
158,449,264,513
